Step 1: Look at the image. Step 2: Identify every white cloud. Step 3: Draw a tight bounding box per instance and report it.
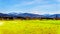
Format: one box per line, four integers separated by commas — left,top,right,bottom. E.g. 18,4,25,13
30,11,41,14
27,10,47,15
29,10,60,15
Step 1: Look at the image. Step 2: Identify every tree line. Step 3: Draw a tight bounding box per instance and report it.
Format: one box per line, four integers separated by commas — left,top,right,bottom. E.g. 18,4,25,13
0,16,60,20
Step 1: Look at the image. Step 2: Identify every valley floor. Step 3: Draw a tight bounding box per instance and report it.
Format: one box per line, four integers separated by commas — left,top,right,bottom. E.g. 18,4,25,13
0,20,60,34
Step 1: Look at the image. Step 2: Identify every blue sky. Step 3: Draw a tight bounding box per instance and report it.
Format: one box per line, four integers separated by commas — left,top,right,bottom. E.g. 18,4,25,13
0,0,60,14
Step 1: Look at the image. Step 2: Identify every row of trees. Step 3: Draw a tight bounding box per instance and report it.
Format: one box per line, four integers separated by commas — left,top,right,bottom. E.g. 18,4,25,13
0,16,60,20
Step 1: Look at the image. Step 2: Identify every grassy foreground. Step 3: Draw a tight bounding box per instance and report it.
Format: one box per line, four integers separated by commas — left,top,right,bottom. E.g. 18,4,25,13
0,20,60,34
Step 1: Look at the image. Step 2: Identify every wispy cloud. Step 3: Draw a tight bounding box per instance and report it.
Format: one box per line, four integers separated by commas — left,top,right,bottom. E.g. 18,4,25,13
11,0,43,7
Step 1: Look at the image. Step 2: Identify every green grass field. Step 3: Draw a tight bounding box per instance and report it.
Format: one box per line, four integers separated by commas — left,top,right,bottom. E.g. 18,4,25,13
0,20,60,34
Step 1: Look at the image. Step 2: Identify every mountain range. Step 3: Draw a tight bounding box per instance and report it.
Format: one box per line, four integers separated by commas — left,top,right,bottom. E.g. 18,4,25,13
0,13,60,18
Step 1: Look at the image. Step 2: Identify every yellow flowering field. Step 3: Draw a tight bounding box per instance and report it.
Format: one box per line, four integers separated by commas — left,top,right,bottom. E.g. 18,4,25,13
0,20,60,34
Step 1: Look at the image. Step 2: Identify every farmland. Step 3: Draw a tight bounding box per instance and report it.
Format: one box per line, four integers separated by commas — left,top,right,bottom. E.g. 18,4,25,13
0,20,60,34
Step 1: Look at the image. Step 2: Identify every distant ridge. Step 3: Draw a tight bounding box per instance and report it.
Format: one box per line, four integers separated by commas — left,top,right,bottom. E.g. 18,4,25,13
0,13,60,18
